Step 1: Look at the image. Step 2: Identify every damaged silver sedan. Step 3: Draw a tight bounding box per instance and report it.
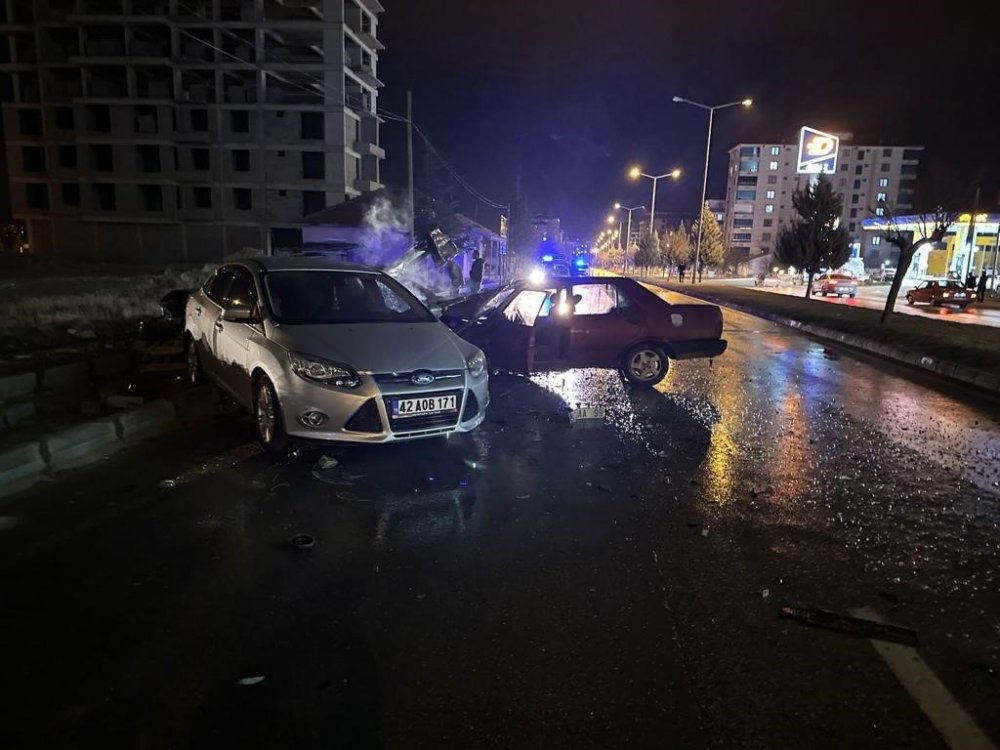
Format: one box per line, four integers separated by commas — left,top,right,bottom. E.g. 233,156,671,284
184,257,489,453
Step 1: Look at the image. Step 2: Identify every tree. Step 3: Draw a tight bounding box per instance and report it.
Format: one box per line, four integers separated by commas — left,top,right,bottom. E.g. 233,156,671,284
774,176,851,298
633,228,658,276
692,203,725,280
661,223,692,280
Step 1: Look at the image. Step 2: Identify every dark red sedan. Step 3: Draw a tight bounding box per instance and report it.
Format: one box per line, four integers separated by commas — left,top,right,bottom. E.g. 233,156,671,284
442,276,727,386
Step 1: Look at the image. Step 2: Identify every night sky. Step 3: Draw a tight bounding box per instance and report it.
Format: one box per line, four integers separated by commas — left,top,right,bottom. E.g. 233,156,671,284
378,0,1000,238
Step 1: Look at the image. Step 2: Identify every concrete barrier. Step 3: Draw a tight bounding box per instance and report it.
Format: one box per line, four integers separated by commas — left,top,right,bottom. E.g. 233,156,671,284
0,442,47,498
0,372,37,401
41,361,91,393
116,399,177,442
3,400,36,428
42,419,122,473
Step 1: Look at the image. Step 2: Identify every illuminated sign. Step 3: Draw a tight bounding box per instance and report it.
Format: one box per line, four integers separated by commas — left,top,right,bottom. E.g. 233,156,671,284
797,126,840,174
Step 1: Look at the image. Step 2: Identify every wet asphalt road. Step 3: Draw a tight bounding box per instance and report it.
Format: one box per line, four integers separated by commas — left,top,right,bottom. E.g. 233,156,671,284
1,290,999,749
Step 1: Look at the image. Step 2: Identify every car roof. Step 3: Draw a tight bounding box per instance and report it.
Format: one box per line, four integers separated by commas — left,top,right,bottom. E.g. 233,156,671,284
234,256,379,273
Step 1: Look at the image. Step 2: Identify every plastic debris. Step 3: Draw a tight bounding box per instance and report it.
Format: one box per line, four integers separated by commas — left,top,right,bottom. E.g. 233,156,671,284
700,528,709,537
779,605,919,646
236,676,266,686
760,588,770,599
462,457,485,471
515,494,530,500
311,470,355,486
315,455,339,470
158,479,176,488
290,534,315,550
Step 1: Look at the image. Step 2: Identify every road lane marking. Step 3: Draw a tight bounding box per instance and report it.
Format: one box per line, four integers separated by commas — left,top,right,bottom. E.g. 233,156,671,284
852,607,996,750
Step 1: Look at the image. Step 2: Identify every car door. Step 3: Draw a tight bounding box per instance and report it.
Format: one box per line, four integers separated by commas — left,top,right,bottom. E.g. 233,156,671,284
476,289,549,374
194,267,234,380
567,282,644,368
213,266,260,407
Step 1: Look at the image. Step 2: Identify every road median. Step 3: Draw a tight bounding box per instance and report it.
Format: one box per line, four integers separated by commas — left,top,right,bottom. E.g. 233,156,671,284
645,281,1000,394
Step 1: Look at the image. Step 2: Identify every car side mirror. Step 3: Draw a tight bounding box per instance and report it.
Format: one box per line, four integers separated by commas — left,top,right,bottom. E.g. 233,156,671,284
223,304,253,322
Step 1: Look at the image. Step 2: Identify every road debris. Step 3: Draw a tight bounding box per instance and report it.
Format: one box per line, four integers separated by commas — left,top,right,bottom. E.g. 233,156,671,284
779,605,919,646
158,479,176,488
311,470,356,486
569,406,605,423
337,491,373,503
315,455,339,470
290,534,315,550
236,676,266,686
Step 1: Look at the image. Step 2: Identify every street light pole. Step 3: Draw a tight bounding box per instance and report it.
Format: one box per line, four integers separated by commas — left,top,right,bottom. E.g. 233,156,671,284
672,95,752,282
629,168,680,245
614,203,644,276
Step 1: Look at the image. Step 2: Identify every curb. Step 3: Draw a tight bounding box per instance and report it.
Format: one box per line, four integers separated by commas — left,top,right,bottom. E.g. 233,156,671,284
0,385,222,501
651,284,1000,396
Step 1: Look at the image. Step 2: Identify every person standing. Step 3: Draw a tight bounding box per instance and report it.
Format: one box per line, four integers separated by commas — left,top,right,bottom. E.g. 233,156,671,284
977,270,988,302
469,250,485,294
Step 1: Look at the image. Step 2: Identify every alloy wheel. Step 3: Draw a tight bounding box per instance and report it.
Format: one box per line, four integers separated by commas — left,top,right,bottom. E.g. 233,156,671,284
629,349,663,382
257,383,275,444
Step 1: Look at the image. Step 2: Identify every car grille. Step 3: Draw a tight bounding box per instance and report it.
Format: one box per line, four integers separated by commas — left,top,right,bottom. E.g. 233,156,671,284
383,389,462,433
344,398,383,433
373,369,463,385
461,391,480,422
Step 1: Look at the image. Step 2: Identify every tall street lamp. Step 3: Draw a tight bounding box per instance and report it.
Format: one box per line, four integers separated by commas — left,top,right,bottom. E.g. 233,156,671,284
614,202,645,275
672,95,752,282
629,167,681,242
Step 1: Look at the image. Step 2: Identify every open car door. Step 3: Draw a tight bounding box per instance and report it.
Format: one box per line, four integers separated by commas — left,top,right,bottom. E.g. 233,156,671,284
472,289,549,375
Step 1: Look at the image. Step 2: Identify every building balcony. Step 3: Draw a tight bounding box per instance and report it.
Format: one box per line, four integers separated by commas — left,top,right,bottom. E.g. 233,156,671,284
357,0,386,13
348,63,383,89
353,140,385,159
354,31,384,51
353,179,381,193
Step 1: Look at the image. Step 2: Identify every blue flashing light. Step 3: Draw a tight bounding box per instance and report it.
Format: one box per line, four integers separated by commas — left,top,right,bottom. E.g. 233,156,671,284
574,257,587,267
541,254,554,262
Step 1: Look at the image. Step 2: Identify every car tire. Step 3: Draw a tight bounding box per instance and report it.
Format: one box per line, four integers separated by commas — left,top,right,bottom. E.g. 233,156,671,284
623,344,669,387
186,337,203,386
850,293,856,299
253,375,289,456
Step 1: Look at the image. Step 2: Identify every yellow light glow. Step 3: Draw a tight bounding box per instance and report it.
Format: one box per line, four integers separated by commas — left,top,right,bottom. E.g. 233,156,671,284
670,168,682,179
629,166,641,179
614,202,621,209
742,98,753,107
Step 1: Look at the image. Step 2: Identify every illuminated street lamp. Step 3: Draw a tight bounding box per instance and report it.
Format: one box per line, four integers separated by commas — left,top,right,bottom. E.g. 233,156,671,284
672,95,752,282
613,202,645,275
629,167,681,241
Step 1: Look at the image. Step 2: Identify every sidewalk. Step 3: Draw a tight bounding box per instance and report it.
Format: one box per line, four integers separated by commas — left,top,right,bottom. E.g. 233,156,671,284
644,280,1000,395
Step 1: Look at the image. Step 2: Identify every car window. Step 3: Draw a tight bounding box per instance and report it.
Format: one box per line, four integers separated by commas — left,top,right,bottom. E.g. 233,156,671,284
225,268,259,316
918,281,930,289
572,283,629,315
204,268,234,305
264,271,434,324
503,290,548,327
476,285,519,316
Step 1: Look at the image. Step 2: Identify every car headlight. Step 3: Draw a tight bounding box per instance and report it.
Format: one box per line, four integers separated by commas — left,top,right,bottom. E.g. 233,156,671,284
288,351,361,388
466,350,487,378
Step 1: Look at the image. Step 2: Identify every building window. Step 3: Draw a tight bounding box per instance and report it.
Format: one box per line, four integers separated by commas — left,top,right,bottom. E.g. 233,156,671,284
765,190,775,199
882,148,892,157
731,231,752,242
876,192,887,202
86,104,111,132
739,146,760,157
850,208,858,218
764,204,774,214
301,111,323,139
737,176,758,186
740,160,758,173
849,222,856,232
763,219,773,227
58,145,77,168
53,107,74,131
879,163,890,172
901,164,918,175
232,149,250,171
194,186,211,209
191,108,208,131
137,145,161,173
902,149,921,161
768,161,778,170
875,207,885,217
140,185,163,211
851,194,859,204
193,148,209,170
761,232,771,241
277,150,286,157
93,183,116,210
303,190,325,215
733,218,754,228
234,188,252,210
278,189,286,196
840,164,847,172
22,146,46,172
230,110,249,133
767,175,777,185
736,189,756,201
61,182,80,206
25,183,49,209
853,179,861,189
770,146,780,156
91,144,114,171
302,151,325,179
872,236,881,246
857,149,865,160
19,108,43,135
879,178,888,187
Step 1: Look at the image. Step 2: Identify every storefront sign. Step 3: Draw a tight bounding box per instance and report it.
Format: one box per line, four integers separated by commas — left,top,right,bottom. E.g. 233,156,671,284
797,127,839,174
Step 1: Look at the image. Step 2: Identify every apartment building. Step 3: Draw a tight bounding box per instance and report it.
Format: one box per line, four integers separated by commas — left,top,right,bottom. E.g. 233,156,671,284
0,0,385,262
722,134,921,270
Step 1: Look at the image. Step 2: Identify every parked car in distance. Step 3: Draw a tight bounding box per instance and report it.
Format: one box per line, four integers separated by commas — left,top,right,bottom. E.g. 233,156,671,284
815,273,858,298
905,280,975,310
442,276,727,386
184,258,489,453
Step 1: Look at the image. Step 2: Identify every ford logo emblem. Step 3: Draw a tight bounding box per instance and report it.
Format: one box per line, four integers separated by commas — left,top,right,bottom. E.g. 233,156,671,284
410,371,435,386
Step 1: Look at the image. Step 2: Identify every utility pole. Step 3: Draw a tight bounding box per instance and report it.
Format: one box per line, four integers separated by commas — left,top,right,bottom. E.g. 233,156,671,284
406,90,414,248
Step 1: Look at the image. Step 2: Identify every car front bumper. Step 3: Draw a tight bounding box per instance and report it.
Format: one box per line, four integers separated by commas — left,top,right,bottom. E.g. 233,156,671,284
277,369,490,444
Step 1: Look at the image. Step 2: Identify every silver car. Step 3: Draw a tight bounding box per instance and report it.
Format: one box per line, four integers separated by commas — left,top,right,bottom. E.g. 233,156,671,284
184,257,489,453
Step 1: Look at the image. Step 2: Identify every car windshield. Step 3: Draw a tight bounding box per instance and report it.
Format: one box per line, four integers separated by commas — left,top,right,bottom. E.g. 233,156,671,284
264,270,434,324
475,285,520,316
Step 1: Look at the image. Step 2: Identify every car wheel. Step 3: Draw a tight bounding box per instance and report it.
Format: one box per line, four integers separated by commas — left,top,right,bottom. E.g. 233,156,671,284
850,293,856,299
623,344,669,387
253,375,289,455
186,337,203,385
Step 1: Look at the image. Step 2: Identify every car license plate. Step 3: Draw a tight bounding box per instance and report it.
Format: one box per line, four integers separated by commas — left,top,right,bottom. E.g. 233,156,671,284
392,394,457,419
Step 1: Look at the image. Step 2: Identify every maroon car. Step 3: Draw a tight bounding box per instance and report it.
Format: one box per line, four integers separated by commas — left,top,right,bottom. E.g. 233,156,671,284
442,276,726,386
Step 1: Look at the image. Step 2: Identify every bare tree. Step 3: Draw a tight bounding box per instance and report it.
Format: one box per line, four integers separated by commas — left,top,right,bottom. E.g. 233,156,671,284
874,203,956,324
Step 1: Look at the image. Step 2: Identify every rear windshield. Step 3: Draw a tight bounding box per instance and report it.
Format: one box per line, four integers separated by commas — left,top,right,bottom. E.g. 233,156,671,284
263,270,434,325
